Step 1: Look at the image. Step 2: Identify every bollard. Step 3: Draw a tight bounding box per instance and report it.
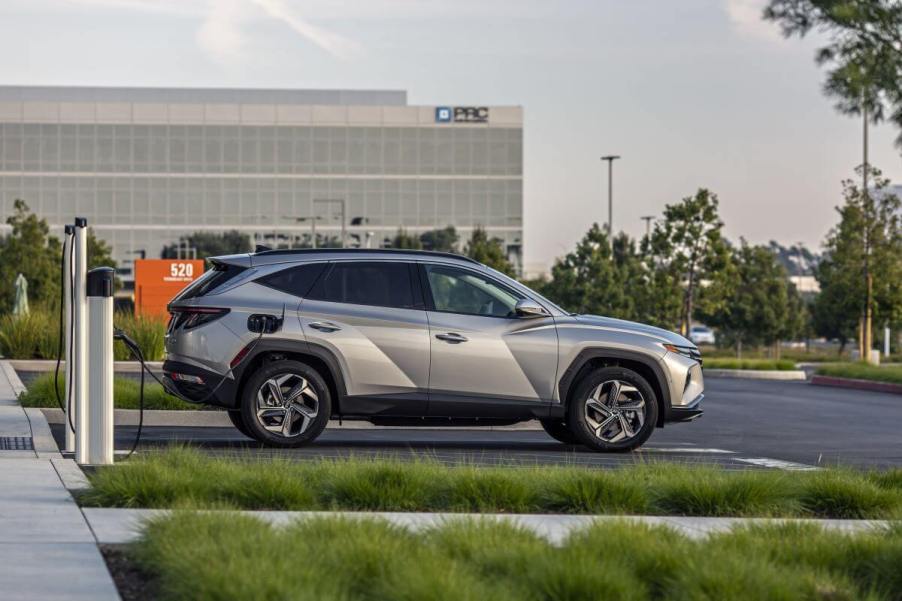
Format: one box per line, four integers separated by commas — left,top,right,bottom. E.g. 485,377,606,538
63,225,75,453
73,218,89,464
87,267,115,465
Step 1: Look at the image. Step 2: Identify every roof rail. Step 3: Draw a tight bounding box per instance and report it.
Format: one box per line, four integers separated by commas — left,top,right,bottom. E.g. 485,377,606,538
251,247,483,265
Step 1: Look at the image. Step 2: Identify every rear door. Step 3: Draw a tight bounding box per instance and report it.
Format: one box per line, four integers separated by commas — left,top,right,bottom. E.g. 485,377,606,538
298,260,430,417
420,263,558,418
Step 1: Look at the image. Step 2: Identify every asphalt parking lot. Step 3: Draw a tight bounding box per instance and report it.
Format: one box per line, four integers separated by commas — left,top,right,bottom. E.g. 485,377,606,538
50,377,902,470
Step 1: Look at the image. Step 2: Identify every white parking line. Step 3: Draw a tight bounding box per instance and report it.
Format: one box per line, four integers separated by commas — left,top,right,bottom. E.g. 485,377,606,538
642,447,735,454
734,457,820,471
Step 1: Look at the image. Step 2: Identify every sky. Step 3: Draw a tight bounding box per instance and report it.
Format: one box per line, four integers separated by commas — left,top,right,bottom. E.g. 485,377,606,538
2,0,901,272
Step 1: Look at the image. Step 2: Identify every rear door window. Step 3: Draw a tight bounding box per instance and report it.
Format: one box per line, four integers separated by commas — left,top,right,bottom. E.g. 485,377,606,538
308,262,418,309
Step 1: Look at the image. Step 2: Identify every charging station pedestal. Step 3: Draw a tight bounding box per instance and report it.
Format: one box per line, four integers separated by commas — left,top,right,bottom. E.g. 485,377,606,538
73,218,88,464
87,267,115,465
62,225,75,453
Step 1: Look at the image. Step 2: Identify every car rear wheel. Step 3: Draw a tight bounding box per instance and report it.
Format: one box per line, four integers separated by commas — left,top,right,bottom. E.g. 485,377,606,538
240,360,331,448
539,419,580,445
567,366,658,452
227,410,253,439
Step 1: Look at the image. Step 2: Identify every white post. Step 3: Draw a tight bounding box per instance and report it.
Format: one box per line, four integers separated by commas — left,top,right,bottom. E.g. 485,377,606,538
73,218,89,465
63,225,75,453
885,325,891,358
87,267,115,465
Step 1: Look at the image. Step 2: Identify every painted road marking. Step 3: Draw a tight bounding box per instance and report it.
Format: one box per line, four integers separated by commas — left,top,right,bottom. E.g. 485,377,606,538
642,447,735,454
734,457,820,471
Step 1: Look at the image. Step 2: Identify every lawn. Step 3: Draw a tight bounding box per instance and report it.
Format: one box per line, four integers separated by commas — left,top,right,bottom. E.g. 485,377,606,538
816,363,902,386
80,448,902,519
703,358,798,371
126,512,902,601
18,372,196,410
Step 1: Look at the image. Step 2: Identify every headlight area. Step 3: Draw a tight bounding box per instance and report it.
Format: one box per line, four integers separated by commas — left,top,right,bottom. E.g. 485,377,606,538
662,343,702,365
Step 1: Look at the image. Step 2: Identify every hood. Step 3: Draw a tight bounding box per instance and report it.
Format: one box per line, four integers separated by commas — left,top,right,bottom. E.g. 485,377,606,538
574,314,694,347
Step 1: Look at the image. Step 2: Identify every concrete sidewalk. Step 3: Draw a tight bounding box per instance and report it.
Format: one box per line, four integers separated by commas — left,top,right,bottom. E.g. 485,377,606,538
0,361,119,601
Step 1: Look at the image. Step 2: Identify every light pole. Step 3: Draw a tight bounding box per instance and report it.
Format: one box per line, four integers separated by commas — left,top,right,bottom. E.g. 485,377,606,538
640,215,655,239
313,198,347,248
600,155,621,236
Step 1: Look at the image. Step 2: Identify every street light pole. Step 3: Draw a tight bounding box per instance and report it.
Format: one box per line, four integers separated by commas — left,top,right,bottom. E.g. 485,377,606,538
640,215,654,239
600,155,621,236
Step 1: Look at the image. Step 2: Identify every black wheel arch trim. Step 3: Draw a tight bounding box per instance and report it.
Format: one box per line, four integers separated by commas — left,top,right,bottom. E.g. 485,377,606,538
558,348,672,427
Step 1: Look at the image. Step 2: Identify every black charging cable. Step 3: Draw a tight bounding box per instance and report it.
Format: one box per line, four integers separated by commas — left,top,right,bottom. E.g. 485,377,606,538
54,230,77,435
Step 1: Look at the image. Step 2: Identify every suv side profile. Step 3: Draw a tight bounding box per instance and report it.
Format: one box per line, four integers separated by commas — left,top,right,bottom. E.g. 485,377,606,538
163,249,704,451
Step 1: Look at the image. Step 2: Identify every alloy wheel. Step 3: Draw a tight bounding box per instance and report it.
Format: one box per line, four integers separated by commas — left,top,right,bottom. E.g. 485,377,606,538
255,373,319,438
583,379,646,443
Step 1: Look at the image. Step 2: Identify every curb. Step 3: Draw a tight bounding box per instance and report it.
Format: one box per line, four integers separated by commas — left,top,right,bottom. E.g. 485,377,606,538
81,507,895,546
8,359,162,374
810,375,902,396
703,368,807,381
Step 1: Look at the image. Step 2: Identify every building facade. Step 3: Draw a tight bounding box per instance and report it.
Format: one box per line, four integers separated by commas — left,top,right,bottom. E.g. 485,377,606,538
0,86,523,281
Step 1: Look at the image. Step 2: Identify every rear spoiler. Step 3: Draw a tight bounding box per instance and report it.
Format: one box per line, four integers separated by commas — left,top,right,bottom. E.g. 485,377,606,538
207,253,253,269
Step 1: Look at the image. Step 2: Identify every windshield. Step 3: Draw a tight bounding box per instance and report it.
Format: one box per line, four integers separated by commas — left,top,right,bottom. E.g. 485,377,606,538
483,266,569,315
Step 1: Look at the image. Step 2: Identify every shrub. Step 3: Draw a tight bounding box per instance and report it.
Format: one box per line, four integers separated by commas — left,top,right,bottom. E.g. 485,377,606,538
0,308,60,359
114,311,167,361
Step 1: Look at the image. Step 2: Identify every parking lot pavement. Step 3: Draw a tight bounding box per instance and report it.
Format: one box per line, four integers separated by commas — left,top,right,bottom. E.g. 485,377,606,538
49,377,902,470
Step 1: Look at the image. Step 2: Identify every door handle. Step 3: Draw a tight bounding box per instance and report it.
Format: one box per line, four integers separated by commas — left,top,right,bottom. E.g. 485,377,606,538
308,321,341,332
435,332,468,343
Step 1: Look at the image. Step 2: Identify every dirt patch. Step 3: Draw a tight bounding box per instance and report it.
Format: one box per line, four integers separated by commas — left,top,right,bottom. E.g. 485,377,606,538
100,544,160,601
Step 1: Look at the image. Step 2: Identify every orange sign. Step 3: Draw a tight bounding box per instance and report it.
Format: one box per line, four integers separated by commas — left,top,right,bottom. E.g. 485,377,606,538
134,259,205,317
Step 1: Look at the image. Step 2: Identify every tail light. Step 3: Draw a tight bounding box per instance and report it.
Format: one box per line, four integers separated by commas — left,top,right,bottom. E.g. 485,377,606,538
169,307,230,331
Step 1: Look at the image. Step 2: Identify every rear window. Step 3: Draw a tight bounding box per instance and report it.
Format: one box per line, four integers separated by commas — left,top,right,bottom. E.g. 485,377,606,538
308,262,417,309
172,263,247,302
256,262,327,298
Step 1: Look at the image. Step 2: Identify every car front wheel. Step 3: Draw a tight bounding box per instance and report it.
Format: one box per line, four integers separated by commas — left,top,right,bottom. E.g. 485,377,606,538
567,366,658,452
240,360,331,448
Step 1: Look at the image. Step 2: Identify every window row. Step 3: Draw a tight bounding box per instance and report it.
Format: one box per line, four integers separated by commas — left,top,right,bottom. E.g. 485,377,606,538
0,123,522,176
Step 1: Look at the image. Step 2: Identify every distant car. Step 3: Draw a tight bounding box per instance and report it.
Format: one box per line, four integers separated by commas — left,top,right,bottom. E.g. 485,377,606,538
689,325,716,345
163,248,704,452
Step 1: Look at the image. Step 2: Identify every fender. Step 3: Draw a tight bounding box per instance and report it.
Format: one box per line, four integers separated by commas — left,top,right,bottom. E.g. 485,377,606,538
557,348,672,426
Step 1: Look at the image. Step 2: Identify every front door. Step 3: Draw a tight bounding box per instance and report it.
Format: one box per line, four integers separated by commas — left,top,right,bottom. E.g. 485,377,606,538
299,261,430,416
421,263,558,418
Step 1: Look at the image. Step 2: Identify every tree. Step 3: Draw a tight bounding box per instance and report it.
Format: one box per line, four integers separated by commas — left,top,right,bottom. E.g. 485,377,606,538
390,228,422,250
541,224,643,319
161,230,252,260
420,226,459,253
764,0,902,148
814,166,902,351
646,189,730,335
465,226,515,276
696,241,800,357
0,200,62,313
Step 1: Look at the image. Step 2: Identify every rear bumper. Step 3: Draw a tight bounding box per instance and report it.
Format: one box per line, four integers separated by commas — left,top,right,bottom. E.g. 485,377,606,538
162,359,238,408
666,393,704,422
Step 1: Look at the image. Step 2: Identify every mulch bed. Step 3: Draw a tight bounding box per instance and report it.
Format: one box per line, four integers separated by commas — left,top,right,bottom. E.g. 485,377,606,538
100,544,160,601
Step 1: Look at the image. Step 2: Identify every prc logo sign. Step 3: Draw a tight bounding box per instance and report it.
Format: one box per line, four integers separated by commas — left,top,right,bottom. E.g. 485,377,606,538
435,106,489,124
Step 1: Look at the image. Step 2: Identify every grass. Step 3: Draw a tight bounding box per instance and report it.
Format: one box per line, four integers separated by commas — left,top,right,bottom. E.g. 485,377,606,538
128,512,902,601
815,363,902,386
703,357,798,371
18,372,195,410
79,447,902,519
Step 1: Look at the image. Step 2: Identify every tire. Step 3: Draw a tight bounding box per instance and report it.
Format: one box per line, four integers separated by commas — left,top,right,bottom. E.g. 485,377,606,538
227,410,253,439
240,359,331,448
539,419,580,445
567,366,659,452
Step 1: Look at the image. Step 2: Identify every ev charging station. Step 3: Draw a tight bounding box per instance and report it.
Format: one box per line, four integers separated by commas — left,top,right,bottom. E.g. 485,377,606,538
63,217,116,466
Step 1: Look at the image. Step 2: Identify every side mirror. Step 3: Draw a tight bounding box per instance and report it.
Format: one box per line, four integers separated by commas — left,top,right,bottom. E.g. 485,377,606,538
515,299,550,318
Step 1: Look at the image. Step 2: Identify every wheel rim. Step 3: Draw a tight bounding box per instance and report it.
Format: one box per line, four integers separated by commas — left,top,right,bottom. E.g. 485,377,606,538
255,373,319,438
584,380,646,443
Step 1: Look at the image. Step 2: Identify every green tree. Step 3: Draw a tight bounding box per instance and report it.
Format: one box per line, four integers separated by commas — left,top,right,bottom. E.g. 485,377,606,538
161,230,252,260
465,226,515,276
697,242,799,357
390,228,422,250
420,226,459,253
87,228,117,271
646,189,730,335
813,167,902,351
541,225,642,319
0,200,62,313
764,0,902,148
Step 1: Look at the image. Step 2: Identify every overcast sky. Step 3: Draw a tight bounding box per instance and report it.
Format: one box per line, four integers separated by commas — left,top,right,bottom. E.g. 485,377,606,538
2,0,901,270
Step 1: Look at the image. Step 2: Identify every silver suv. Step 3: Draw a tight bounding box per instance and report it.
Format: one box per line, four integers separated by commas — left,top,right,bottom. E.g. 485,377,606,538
163,249,704,451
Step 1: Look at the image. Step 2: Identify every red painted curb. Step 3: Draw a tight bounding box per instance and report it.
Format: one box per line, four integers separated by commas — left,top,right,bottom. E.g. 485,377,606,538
810,375,902,396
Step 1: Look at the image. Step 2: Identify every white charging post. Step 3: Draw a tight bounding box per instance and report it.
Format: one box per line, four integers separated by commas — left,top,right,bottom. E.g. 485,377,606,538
63,225,75,453
87,267,115,465
73,218,89,464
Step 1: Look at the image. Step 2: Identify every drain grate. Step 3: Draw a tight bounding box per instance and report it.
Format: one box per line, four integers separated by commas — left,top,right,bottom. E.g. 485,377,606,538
0,436,34,451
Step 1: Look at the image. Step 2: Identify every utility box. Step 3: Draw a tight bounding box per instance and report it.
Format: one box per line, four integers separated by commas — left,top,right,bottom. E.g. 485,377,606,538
134,259,205,317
